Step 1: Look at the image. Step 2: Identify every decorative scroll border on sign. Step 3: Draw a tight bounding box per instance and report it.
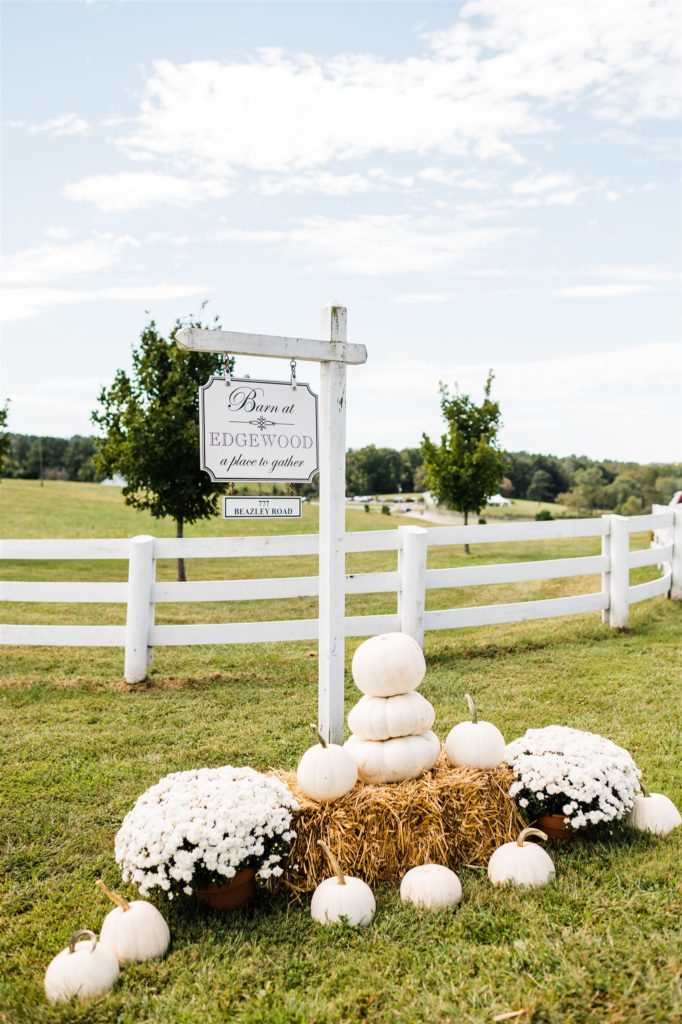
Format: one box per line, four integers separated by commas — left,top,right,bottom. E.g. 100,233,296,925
199,376,320,483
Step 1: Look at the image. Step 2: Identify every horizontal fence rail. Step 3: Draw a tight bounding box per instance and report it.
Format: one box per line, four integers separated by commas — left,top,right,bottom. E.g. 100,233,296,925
1,507,679,683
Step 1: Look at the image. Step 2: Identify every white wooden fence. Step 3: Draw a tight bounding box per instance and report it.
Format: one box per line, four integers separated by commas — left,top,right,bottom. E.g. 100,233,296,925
1,508,680,685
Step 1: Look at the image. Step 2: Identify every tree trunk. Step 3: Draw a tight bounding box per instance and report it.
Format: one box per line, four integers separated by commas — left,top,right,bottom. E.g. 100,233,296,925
176,516,186,582
463,509,470,555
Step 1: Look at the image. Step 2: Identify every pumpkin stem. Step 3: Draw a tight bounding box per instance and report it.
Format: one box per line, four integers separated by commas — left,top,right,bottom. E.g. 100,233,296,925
69,929,98,954
317,839,346,885
310,723,328,748
96,879,130,912
465,693,478,724
517,827,547,847
640,783,649,798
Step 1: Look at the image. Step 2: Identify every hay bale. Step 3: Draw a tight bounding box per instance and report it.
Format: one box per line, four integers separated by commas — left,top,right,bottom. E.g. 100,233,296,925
270,753,523,896
434,758,524,866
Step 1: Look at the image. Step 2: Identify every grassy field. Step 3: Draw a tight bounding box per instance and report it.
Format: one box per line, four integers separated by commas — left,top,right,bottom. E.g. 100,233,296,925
360,493,569,520
383,496,570,520
1,479,680,1024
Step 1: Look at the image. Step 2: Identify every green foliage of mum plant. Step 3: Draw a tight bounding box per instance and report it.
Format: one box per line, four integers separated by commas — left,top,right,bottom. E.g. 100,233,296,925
92,314,227,579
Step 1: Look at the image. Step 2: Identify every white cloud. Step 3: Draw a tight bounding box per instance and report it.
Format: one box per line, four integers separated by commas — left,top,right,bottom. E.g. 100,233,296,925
214,215,519,275
555,283,659,297
118,51,541,174
392,291,460,305
465,268,512,278
1,232,212,319
483,287,522,298
348,341,680,460
426,0,680,124
9,378,107,416
552,264,679,297
417,167,496,190
27,113,89,136
511,173,575,195
2,282,211,321
585,264,680,283
145,231,194,246
44,226,78,241
111,1,678,181
1,235,140,286
250,168,418,196
64,172,231,212
253,171,372,197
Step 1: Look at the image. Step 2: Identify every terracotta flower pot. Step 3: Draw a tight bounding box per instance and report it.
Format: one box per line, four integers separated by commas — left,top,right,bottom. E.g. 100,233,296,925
195,868,257,910
535,813,573,841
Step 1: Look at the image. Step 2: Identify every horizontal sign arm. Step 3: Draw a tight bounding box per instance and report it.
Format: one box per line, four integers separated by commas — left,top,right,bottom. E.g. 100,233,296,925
176,327,367,365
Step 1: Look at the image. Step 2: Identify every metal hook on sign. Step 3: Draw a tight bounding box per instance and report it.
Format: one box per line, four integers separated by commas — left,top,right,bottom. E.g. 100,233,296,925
290,358,297,391
223,353,232,386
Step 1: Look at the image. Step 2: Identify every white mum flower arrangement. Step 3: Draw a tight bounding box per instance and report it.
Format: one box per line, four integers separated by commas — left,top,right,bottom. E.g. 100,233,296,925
506,726,641,830
114,766,298,898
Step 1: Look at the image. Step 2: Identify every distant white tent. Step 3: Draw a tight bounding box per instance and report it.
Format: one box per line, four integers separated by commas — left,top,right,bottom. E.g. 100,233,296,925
101,474,126,487
486,494,511,507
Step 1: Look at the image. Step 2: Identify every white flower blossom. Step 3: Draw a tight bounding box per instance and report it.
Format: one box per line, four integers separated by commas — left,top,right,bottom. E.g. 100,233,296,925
114,766,298,898
505,726,641,830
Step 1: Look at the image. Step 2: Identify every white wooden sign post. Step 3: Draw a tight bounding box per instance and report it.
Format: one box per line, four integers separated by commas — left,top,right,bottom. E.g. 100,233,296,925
176,305,367,743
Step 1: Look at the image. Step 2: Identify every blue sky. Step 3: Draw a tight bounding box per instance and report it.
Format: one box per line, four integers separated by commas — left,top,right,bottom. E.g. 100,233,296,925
2,0,680,462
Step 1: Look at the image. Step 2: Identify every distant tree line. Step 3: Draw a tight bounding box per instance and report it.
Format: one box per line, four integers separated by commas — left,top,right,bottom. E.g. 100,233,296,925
346,445,424,496
4,432,680,516
503,452,682,514
3,434,102,482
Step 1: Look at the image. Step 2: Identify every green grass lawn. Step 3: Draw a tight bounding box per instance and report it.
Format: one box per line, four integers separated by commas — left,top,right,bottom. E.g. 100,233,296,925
1,480,680,1024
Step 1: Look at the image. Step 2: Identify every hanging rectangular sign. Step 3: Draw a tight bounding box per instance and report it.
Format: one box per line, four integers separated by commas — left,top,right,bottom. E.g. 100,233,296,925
222,496,302,519
199,376,319,482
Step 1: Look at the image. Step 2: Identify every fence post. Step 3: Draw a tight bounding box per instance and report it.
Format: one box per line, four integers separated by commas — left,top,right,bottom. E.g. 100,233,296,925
600,514,611,624
671,506,682,601
399,525,428,646
124,535,155,684
318,305,348,745
608,515,630,629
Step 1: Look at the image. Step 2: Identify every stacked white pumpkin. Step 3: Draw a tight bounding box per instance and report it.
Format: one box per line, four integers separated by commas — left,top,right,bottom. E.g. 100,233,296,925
344,633,440,785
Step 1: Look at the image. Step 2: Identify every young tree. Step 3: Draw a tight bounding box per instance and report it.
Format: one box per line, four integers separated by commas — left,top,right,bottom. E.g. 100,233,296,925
0,400,9,480
421,372,504,553
92,314,227,581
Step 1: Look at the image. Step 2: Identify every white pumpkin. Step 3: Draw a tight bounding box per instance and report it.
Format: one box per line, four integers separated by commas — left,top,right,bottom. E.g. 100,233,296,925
487,827,555,888
344,731,440,784
347,691,435,741
44,930,119,1004
351,632,426,697
96,880,170,963
310,841,375,927
444,693,506,769
296,724,358,802
400,864,462,910
627,792,681,835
